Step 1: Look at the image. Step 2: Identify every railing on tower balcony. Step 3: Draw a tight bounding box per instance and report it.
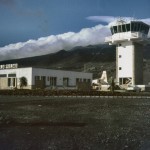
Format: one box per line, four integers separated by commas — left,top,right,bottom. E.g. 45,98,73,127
105,32,148,43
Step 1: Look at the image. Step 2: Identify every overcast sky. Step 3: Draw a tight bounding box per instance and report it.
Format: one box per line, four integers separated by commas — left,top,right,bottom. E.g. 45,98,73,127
0,0,150,61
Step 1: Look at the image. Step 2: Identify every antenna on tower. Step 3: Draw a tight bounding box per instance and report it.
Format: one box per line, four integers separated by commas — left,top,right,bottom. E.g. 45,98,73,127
132,12,137,21
116,16,126,25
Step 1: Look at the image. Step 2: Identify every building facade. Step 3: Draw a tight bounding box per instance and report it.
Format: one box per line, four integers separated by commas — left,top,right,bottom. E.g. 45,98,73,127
105,20,150,87
0,67,92,89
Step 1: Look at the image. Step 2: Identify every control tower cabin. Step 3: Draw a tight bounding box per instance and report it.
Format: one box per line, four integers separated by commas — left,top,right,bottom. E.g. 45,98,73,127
105,20,150,86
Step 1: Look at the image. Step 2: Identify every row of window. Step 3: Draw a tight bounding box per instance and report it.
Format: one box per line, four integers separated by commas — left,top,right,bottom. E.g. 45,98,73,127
35,76,91,86
0,74,16,77
111,22,149,35
0,75,17,86
35,76,90,81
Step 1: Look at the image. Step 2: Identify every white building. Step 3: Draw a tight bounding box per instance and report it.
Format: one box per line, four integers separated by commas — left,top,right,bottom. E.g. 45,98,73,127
0,65,92,89
105,20,150,88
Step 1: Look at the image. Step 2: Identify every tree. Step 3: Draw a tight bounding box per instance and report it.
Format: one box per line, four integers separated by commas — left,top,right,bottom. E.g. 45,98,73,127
20,77,27,89
110,77,115,93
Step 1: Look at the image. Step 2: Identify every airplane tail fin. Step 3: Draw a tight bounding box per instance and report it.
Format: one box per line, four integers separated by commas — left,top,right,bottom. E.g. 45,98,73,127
100,71,108,83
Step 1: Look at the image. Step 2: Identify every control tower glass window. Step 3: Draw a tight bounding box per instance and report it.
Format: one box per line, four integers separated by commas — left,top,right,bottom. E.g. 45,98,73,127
122,25,126,32
143,25,146,34
134,23,137,31
140,24,146,34
130,22,150,34
137,23,140,31
110,21,149,35
143,25,147,34
118,25,122,33
110,27,114,35
113,26,117,33
146,26,149,34
131,22,135,31
140,24,143,33
126,24,130,31
131,22,143,32
144,25,149,34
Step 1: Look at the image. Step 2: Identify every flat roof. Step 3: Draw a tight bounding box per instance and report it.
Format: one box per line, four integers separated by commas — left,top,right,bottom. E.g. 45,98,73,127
0,67,92,74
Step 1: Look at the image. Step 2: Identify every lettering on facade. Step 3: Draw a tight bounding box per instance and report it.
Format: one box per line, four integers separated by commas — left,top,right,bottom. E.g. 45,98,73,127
0,64,18,70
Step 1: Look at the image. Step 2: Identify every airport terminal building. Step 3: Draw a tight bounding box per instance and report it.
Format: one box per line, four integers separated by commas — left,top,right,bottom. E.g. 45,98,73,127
0,64,92,90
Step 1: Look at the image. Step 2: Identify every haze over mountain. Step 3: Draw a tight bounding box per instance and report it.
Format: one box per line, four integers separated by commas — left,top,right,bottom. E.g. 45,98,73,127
0,44,150,79
0,25,110,61
0,44,115,67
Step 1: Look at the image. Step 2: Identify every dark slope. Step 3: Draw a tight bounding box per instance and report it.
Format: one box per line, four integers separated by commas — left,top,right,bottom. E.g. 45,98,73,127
0,45,116,69
0,44,149,78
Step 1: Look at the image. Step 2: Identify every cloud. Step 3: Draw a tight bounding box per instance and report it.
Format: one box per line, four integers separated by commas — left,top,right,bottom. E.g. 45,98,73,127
1,16,150,61
87,15,150,26
87,15,150,36
0,24,110,61
86,16,115,23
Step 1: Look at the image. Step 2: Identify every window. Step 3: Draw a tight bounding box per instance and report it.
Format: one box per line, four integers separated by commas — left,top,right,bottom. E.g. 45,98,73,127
123,78,131,84
126,24,130,31
131,22,135,31
119,67,122,70
8,78,11,86
134,23,138,31
41,76,46,81
122,25,126,32
119,78,122,85
113,26,117,33
136,23,140,32
8,78,15,87
76,78,80,83
63,78,69,87
8,74,16,77
119,78,132,85
35,76,40,80
132,22,139,32
142,24,150,34
110,27,114,34
50,77,57,86
118,25,122,33
141,24,145,33
83,79,87,82
87,79,91,83
140,24,143,33
0,74,7,77
12,78,15,86
143,25,147,34
146,26,149,34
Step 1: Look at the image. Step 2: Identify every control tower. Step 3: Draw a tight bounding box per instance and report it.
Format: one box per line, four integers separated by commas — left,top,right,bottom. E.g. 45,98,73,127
105,20,150,87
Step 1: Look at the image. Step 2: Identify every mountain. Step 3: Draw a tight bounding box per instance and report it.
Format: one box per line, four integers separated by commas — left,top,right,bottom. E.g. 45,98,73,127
0,44,150,79
0,44,116,69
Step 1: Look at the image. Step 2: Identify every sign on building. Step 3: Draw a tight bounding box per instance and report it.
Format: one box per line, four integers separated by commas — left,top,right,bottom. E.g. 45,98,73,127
0,63,18,70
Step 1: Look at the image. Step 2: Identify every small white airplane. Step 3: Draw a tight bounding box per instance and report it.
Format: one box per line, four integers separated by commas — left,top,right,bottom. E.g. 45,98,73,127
92,71,110,91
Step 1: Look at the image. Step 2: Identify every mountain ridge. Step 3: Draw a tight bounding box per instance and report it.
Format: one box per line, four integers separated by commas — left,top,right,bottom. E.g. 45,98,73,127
0,44,150,78
0,44,116,68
